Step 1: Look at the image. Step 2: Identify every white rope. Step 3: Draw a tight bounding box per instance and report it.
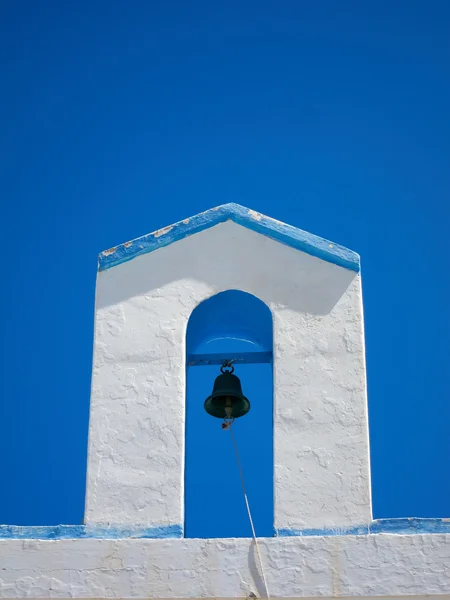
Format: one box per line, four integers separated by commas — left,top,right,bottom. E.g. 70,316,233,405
228,421,271,600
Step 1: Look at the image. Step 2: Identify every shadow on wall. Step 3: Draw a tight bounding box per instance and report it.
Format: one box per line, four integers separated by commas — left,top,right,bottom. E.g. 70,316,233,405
96,223,357,315
248,542,268,598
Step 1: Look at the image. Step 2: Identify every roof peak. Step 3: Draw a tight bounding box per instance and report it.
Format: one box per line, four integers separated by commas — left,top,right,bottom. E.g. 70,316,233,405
98,203,360,272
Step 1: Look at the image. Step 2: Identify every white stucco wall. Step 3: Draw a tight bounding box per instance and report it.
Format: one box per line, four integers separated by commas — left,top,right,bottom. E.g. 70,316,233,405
1,534,449,598
85,220,371,531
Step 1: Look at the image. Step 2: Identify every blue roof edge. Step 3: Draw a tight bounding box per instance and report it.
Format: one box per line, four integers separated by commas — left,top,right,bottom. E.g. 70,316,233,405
0,519,449,540
98,203,360,273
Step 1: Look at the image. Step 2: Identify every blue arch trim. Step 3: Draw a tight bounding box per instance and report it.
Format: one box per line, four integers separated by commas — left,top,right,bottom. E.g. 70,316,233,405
186,289,273,355
98,203,360,272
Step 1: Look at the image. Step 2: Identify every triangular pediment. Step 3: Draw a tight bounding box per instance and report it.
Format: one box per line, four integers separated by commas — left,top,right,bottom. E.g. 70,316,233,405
98,203,359,272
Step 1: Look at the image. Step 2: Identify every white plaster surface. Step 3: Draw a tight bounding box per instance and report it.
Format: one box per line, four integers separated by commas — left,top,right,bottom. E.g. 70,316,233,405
1,534,449,598
85,221,371,530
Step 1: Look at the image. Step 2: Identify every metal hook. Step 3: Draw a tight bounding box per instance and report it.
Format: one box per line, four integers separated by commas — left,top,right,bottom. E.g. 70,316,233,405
220,359,235,374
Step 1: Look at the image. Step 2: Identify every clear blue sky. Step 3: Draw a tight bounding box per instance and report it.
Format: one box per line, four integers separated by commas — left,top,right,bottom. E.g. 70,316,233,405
1,1,449,527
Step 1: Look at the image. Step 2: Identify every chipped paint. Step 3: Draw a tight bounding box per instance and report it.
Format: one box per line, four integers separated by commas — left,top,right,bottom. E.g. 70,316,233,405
102,246,117,256
248,209,263,221
153,224,174,238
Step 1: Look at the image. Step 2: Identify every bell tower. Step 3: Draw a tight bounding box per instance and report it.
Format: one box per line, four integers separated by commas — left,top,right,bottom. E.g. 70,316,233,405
2,203,448,600
85,202,371,534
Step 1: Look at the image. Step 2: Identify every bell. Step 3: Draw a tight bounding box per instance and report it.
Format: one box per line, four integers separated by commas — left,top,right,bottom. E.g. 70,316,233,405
204,370,250,419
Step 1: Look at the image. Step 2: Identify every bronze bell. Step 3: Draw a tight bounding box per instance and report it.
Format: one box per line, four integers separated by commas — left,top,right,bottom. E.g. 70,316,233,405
204,364,250,419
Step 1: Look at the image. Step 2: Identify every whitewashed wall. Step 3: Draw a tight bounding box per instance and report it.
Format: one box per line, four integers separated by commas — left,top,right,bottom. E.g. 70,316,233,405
1,534,449,598
85,220,371,532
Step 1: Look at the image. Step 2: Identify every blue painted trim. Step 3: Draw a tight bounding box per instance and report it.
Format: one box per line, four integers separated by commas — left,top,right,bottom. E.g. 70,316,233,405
276,525,370,537
0,524,182,540
187,350,273,366
98,203,360,273
275,518,450,537
369,518,450,535
1,520,448,540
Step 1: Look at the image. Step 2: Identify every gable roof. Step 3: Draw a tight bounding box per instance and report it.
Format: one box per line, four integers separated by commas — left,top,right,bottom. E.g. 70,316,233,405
98,203,360,272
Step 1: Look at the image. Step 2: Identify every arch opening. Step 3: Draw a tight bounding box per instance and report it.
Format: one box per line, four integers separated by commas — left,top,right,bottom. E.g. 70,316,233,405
185,290,274,538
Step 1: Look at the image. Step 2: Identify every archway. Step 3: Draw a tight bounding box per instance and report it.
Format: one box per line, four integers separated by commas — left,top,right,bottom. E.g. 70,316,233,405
185,290,273,538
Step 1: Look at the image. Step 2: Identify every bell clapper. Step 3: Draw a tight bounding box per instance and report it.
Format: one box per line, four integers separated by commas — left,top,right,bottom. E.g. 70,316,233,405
222,400,234,429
